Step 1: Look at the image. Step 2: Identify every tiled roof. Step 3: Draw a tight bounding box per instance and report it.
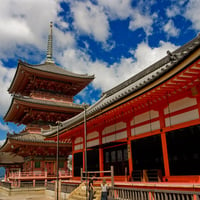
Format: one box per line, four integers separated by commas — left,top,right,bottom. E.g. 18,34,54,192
7,131,68,144
0,152,24,164
8,132,50,143
19,60,95,79
13,94,84,109
43,34,200,137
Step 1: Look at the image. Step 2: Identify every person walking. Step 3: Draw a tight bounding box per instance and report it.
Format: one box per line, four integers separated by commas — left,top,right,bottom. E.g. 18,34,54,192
89,175,95,200
101,179,108,200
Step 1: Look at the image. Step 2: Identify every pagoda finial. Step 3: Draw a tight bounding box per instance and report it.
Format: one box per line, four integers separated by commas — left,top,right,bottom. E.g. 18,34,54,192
46,21,54,63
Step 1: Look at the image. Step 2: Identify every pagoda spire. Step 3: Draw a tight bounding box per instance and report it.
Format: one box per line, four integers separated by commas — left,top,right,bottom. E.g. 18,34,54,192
46,21,54,63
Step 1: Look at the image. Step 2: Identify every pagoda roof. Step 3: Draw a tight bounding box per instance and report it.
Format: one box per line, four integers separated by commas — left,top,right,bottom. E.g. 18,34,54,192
0,130,71,158
43,34,200,138
0,152,24,165
4,94,84,124
8,60,94,95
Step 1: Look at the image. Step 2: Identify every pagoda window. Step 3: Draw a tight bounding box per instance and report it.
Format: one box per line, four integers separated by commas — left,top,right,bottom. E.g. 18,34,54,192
35,161,40,169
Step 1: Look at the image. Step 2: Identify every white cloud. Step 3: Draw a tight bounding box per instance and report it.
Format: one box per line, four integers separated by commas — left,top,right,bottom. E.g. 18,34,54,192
184,0,200,31
0,139,5,147
164,19,180,37
97,0,156,37
0,0,61,60
0,63,16,116
129,9,156,36
166,6,180,18
57,41,178,93
132,41,178,71
97,0,132,20
70,1,110,42
54,27,76,54
107,41,178,88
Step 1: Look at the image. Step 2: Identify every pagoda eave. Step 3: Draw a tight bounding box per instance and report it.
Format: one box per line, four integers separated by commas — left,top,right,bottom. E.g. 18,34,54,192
8,60,94,96
4,96,83,124
0,138,71,157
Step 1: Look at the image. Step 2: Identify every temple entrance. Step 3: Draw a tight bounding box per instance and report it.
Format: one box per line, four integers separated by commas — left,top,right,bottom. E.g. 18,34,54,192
131,134,164,176
45,162,55,176
74,152,83,177
103,144,129,176
166,124,200,175
87,149,99,172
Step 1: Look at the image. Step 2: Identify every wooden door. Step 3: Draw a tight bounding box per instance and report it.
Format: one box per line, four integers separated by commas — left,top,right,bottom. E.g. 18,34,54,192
46,162,55,176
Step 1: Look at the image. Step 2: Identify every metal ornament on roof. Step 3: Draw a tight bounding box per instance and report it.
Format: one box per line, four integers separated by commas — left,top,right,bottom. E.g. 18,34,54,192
46,21,54,63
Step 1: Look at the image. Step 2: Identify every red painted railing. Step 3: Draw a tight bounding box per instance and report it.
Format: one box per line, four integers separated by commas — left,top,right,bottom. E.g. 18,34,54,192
7,170,72,180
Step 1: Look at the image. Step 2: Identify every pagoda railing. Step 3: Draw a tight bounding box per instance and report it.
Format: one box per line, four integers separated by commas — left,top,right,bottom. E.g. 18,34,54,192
5,170,72,188
16,171,46,177
8,170,71,179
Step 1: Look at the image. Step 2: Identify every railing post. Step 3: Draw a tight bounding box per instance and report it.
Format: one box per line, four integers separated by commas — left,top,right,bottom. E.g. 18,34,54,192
59,179,61,200
33,179,35,187
81,168,83,183
18,179,21,188
45,169,47,187
111,166,114,187
142,169,148,182
125,167,127,182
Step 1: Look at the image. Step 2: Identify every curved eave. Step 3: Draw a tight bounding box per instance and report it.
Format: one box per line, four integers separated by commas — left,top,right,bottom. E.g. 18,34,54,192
21,60,94,79
0,136,70,153
8,137,71,147
8,60,94,94
4,95,84,123
0,152,24,165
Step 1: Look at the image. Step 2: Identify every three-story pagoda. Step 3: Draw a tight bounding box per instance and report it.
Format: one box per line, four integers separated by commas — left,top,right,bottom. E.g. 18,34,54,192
0,22,94,186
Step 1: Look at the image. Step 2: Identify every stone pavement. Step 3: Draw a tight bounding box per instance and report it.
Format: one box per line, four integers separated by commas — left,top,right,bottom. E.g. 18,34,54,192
0,193,54,200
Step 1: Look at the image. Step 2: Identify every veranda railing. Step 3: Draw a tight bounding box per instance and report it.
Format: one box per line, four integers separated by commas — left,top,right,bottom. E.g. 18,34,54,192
108,186,200,200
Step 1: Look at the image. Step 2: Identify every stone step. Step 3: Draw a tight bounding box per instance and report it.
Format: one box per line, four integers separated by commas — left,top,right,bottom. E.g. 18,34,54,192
68,184,102,200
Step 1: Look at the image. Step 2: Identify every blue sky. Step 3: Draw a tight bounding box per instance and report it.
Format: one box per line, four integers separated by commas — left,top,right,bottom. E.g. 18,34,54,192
0,0,200,145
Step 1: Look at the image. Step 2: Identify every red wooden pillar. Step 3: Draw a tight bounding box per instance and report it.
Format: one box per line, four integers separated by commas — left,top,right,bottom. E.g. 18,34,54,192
4,168,7,181
72,139,75,178
126,119,133,181
18,168,21,187
159,109,170,179
83,134,86,172
31,160,34,171
196,94,200,116
99,128,104,177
